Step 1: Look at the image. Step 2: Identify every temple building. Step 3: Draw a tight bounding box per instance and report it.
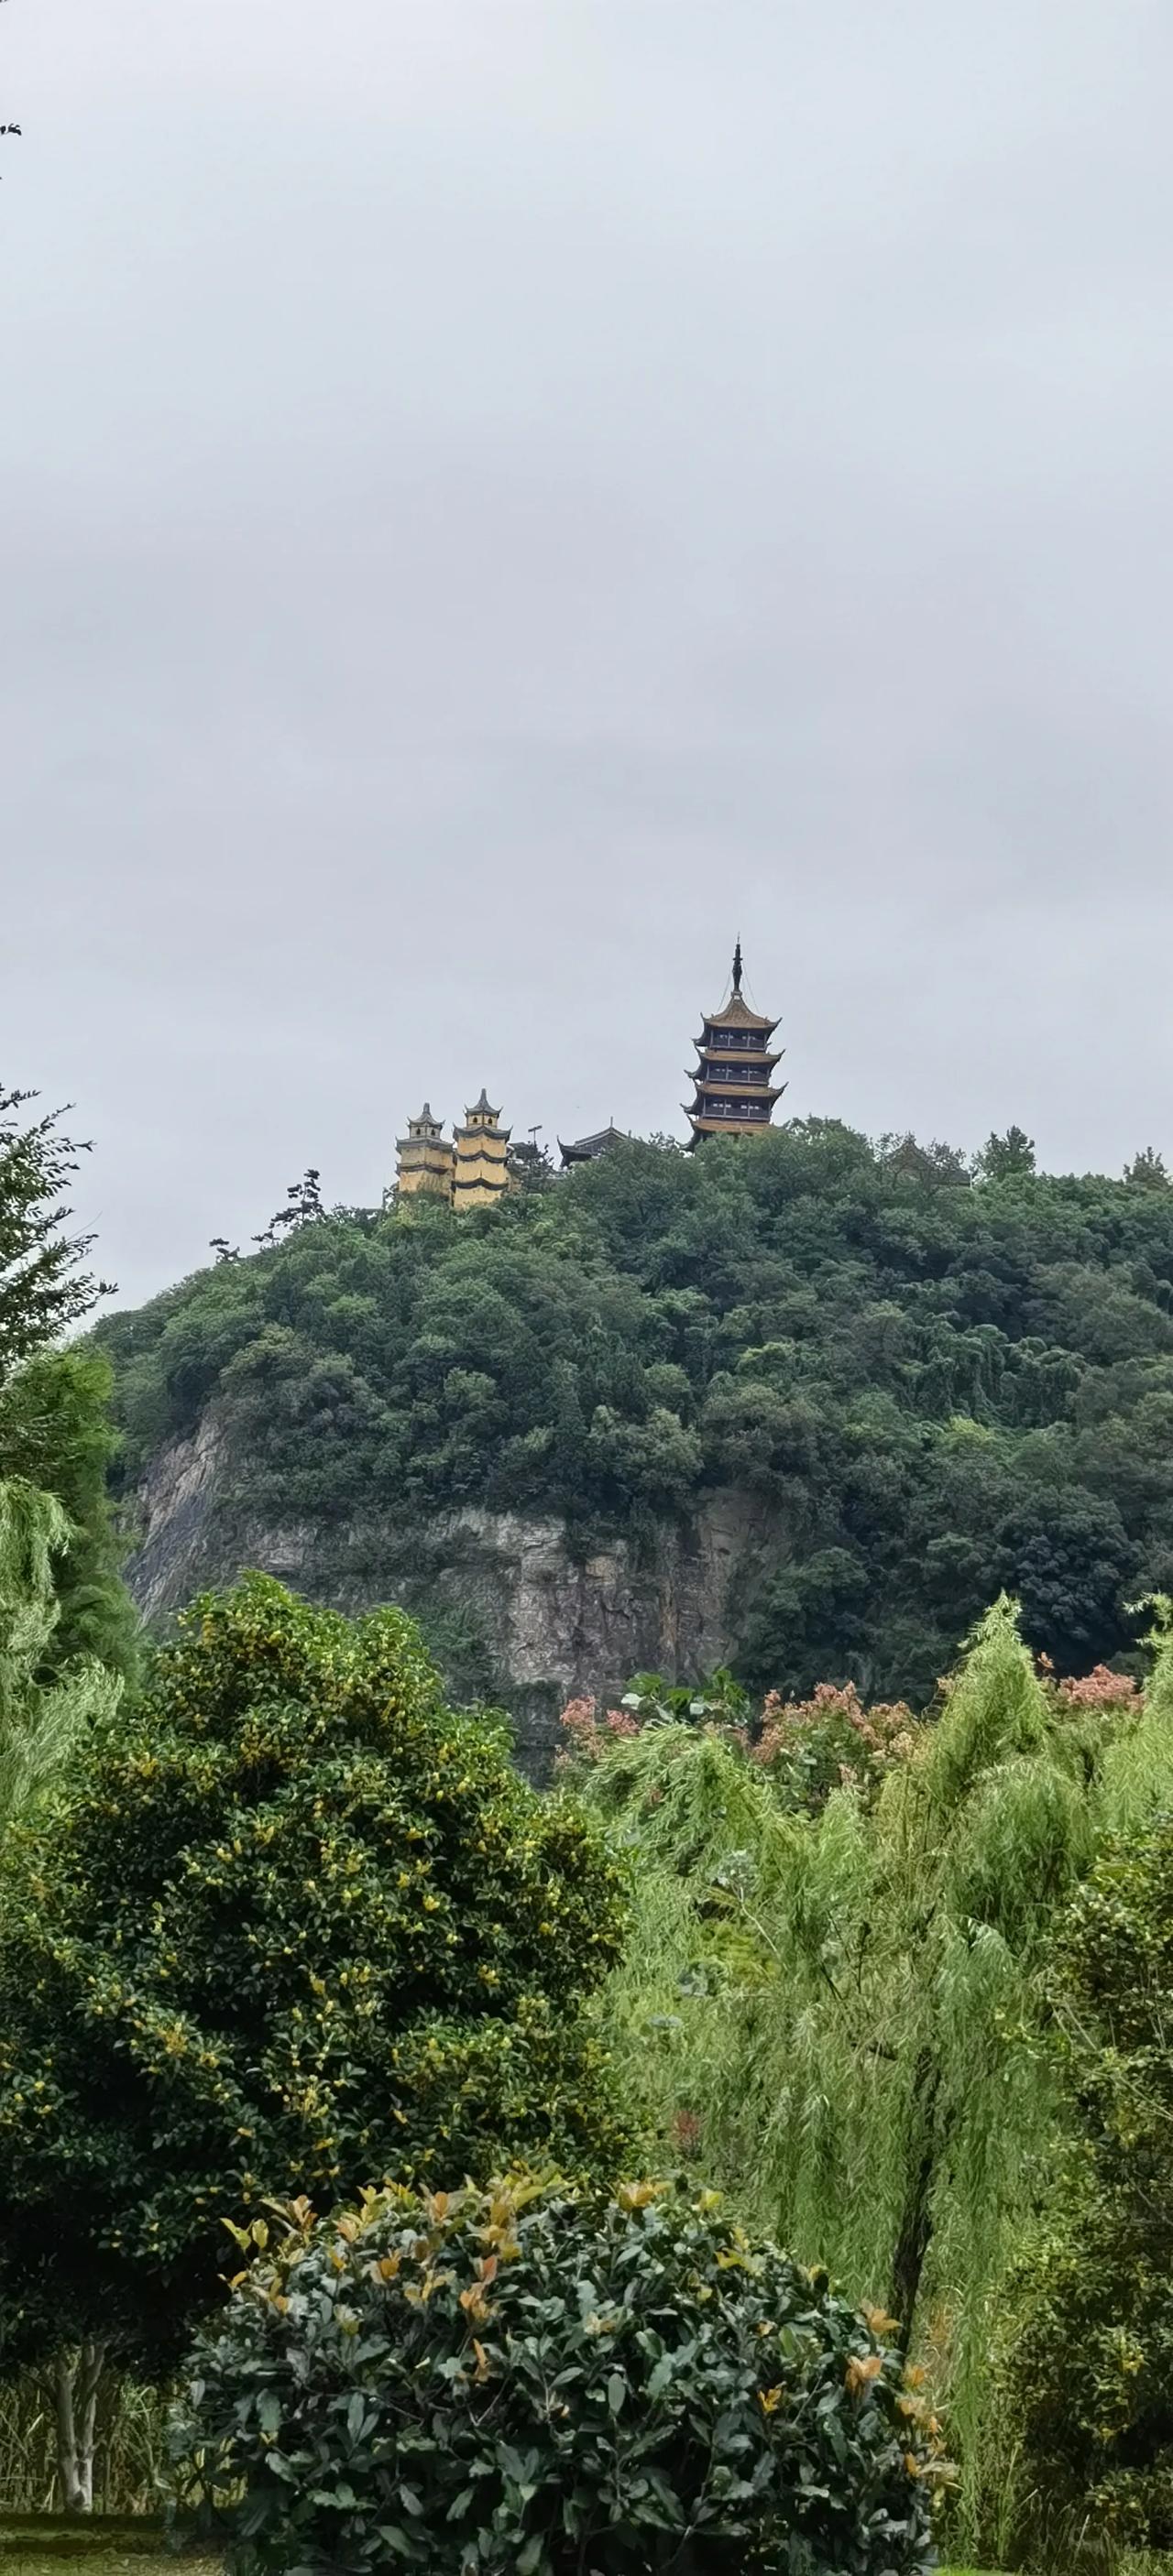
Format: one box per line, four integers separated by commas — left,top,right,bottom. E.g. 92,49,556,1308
453,1088,513,1209
558,1122,630,1168
395,1103,455,1200
685,943,784,1144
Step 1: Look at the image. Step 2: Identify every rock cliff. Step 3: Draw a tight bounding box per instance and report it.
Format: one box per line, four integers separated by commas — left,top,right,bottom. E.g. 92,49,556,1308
126,1412,785,1775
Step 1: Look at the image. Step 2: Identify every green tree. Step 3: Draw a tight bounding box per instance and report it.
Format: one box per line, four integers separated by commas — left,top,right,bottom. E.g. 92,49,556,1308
582,1600,1173,2550
1002,1615,1173,2565
0,1086,108,1380
1124,1145,1169,1189
0,1477,122,1837
0,1577,629,2505
975,1125,1036,1184
0,1348,138,1683
94,1127,1173,1705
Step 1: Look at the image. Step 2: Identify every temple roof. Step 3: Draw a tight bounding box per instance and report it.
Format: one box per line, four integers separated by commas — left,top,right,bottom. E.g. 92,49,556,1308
558,1123,630,1167
702,991,779,1034
466,1086,499,1119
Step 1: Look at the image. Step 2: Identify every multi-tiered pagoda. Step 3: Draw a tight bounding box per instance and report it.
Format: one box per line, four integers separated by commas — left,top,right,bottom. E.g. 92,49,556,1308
685,943,784,1144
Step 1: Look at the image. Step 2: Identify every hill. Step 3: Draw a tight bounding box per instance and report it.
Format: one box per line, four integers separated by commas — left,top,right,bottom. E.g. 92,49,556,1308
96,1123,1173,1765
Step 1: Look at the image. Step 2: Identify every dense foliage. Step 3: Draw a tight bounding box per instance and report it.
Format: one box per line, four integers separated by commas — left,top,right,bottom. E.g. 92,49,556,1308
572,1603,1173,2555
174,2173,939,2576
0,1577,630,2374
0,1478,123,1837
98,1126,1173,1697
1002,1750,1173,2567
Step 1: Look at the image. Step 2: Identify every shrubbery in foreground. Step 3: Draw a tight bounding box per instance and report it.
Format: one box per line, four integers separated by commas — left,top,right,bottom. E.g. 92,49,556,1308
173,2173,941,2576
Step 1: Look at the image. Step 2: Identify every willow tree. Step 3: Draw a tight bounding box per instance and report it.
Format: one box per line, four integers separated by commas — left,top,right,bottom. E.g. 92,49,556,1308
0,1477,122,1831
582,1602,1173,2544
0,1475,125,2510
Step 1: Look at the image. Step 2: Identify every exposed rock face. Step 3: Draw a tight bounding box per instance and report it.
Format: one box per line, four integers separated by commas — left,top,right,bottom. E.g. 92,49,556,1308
126,1414,785,1776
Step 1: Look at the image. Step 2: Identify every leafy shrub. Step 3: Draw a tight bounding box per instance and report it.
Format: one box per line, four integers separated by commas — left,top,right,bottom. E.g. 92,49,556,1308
749,1683,920,1811
173,2173,941,2576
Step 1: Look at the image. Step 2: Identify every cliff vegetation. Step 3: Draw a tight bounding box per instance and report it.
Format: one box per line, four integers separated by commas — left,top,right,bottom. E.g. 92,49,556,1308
96,1123,1173,1703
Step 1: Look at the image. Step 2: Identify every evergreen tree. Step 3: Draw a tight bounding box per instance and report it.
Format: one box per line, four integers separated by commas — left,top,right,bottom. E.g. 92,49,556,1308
0,1086,108,1381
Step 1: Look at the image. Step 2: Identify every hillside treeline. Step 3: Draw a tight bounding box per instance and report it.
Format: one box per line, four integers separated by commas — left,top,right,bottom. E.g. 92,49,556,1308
98,1123,1173,1700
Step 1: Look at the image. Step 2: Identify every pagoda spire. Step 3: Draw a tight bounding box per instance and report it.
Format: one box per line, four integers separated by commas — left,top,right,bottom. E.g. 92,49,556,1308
684,944,784,1148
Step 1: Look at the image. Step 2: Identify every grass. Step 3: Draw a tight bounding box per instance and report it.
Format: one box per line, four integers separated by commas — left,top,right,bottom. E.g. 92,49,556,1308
0,2563,218,2576
0,2523,216,2576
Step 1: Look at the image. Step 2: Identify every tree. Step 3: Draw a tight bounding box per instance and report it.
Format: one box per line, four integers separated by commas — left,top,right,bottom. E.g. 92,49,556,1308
0,1477,122,1838
0,1086,109,1381
580,1600,1173,2550
0,1348,139,1684
0,1475,127,2512
0,1577,630,2505
95,1123,1173,1708
975,1125,1036,1183
1124,1145,1169,1190
1001,1618,1173,2565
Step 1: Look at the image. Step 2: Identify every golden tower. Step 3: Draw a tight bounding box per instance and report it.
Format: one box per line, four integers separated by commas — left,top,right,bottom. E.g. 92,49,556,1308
453,1088,513,1209
685,943,784,1144
395,1103,455,1201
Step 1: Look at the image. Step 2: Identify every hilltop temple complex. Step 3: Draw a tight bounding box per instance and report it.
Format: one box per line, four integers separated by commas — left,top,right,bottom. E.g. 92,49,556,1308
396,1090,515,1210
393,945,783,1204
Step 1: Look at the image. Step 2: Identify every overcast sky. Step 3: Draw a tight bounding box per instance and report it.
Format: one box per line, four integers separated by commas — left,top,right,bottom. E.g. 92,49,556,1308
4,3,1173,1309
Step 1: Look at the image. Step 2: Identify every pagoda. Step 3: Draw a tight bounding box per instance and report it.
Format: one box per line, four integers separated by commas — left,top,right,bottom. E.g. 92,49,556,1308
685,943,784,1145
395,1104,455,1200
453,1088,513,1208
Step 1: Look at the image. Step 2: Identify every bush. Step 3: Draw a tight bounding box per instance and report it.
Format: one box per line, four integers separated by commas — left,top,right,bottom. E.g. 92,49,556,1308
173,2173,941,2576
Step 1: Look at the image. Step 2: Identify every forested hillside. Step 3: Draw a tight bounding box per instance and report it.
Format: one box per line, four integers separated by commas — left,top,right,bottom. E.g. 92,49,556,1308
98,1122,1173,1701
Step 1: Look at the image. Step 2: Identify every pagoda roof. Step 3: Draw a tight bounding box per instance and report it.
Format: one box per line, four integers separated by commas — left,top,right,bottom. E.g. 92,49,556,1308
702,993,779,1034
455,1120,512,1144
466,1086,500,1119
690,1048,783,1072
558,1123,630,1166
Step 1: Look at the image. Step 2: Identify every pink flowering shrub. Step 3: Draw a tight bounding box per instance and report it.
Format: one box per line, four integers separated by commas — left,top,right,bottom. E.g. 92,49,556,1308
556,1676,921,1810
751,1683,920,1811
555,1695,641,1778
1050,1663,1141,1712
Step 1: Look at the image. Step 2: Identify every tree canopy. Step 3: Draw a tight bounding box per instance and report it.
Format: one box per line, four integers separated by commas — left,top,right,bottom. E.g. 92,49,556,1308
98,1124,1173,1700
0,1577,629,2374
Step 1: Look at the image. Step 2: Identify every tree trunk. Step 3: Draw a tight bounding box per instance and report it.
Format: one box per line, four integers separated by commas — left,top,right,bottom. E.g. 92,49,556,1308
888,2048,941,2347
54,2342,105,2513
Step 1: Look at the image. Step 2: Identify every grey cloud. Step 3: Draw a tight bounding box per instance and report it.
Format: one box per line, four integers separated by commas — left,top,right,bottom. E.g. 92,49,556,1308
2,2,1172,1304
